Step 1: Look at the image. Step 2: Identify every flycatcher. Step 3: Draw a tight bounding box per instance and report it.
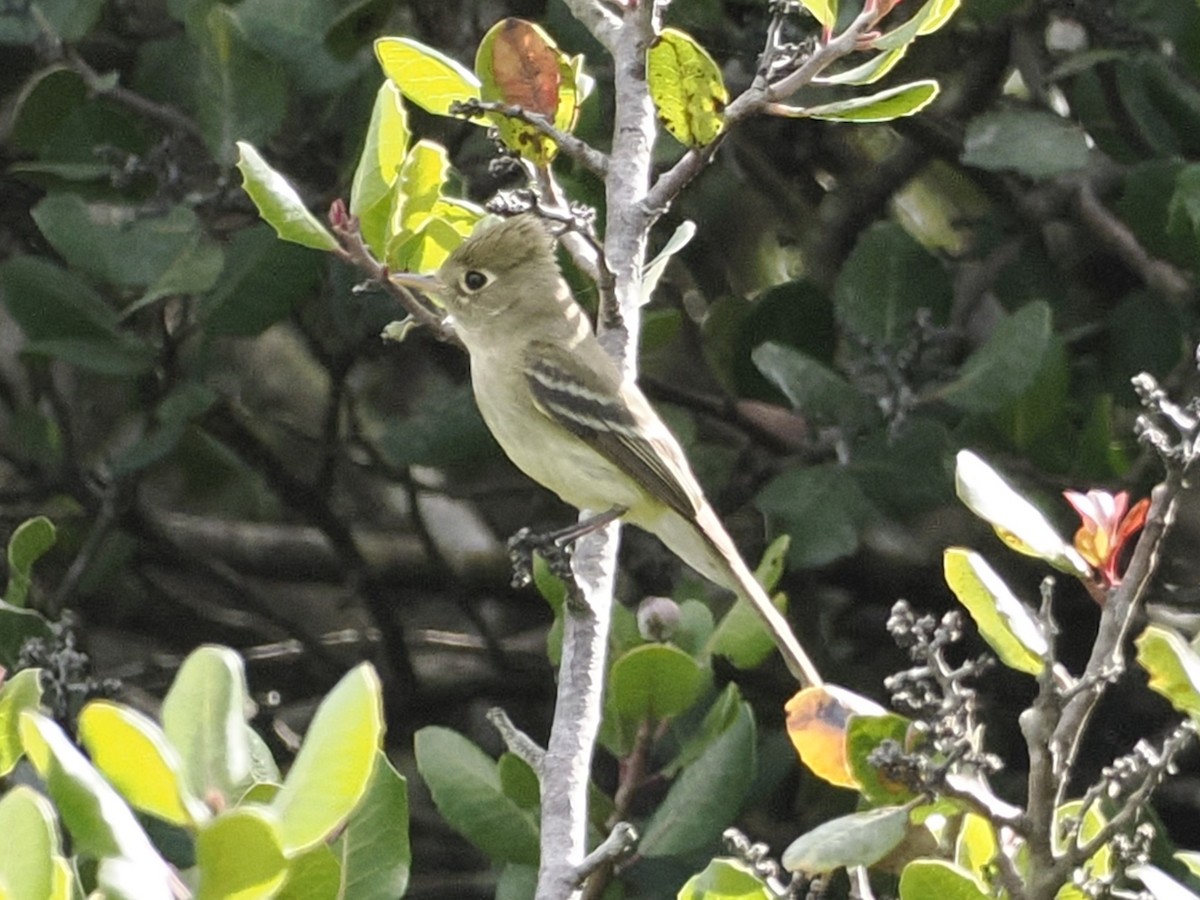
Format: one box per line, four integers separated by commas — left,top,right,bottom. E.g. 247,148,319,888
391,215,821,687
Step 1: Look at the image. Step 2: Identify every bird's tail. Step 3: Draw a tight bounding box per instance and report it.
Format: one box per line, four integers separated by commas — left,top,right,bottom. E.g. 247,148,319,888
644,504,823,687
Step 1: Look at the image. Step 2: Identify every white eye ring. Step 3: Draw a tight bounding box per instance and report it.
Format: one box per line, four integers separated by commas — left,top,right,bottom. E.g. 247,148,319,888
462,269,491,292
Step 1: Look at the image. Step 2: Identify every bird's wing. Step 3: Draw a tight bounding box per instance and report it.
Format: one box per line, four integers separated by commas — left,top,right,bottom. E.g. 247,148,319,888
523,339,702,522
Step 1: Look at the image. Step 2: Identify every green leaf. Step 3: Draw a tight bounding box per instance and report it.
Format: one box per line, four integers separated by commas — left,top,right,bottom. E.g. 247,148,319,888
476,18,577,165
833,221,952,345
609,643,705,723
0,257,154,375
899,860,991,900
678,858,773,899
647,28,729,148
390,138,449,237
335,752,411,900
782,805,910,874
846,714,916,805
374,37,481,116
271,664,384,854
707,586,789,671
0,669,43,776
820,47,909,86
275,846,340,900
351,81,409,259
953,450,1089,576
0,0,104,44
413,726,539,865
962,109,1090,180
873,0,962,50
195,807,287,900
797,0,836,30
4,516,56,608
202,223,323,336
236,142,338,251
754,535,791,594
30,195,220,293
1136,625,1200,722
752,342,878,429
232,0,362,97
78,700,205,827
194,5,288,164
773,80,939,123
943,548,1048,676
387,214,470,274
849,418,954,515
937,301,1054,412
756,464,876,568
639,701,757,856
0,786,64,900
19,711,174,899
162,645,257,807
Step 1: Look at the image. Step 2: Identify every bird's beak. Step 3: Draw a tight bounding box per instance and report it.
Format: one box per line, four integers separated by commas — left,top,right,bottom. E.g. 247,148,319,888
389,271,441,294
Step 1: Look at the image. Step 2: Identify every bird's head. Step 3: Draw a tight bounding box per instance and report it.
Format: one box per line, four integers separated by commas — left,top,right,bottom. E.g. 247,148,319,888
391,215,564,335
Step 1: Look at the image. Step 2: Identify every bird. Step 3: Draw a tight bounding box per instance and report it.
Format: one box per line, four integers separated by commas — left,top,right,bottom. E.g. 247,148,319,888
390,214,821,687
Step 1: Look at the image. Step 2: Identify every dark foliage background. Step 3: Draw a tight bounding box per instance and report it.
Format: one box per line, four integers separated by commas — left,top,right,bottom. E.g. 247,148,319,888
3,0,1200,894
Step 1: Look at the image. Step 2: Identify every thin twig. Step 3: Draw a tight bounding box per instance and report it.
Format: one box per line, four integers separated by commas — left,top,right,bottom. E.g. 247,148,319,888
452,99,610,176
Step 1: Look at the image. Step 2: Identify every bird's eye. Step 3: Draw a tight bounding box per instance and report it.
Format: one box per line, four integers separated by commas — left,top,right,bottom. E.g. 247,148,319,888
463,270,490,291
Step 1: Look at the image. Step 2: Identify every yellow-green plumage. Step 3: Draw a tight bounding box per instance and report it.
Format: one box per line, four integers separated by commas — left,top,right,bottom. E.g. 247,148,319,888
394,215,821,687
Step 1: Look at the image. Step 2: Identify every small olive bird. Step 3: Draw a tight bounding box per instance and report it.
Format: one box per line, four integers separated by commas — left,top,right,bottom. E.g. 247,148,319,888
391,215,821,687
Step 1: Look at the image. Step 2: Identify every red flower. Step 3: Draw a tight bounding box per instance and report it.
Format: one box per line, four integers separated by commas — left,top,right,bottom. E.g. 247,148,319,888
1062,489,1149,587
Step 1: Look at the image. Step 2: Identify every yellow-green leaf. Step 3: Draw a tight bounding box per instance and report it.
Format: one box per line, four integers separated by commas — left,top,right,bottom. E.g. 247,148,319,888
955,450,1090,577
389,138,449,242
196,807,286,900
374,37,481,116
236,142,338,252
0,668,43,776
387,216,467,274
1136,625,1200,722
78,701,205,828
798,0,837,30
943,548,1048,676
350,81,409,259
271,664,384,854
0,786,63,900
773,80,940,123
647,28,728,148
875,0,961,50
820,47,909,86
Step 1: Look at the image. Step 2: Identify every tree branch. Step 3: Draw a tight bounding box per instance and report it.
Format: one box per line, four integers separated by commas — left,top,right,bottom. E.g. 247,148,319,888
452,99,611,176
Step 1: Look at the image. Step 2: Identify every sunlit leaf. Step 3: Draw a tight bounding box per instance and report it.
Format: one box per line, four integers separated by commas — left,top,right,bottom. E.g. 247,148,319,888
641,219,696,305
196,807,287,900
954,450,1089,577
1129,865,1200,900
0,668,43,776
772,80,939,123
954,813,999,880
389,138,448,239
271,664,384,854
797,0,836,30
678,858,773,899
374,37,481,116
236,142,338,251
820,47,909,86
1136,625,1200,722
647,28,728,148
874,0,961,50
899,859,991,900
350,81,409,259
944,548,1048,676
79,701,206,827
0,786,64,900
785,685,886,788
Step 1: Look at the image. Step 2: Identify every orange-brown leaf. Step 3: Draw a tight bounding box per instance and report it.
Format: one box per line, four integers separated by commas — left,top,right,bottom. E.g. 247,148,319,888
487,18,560,118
